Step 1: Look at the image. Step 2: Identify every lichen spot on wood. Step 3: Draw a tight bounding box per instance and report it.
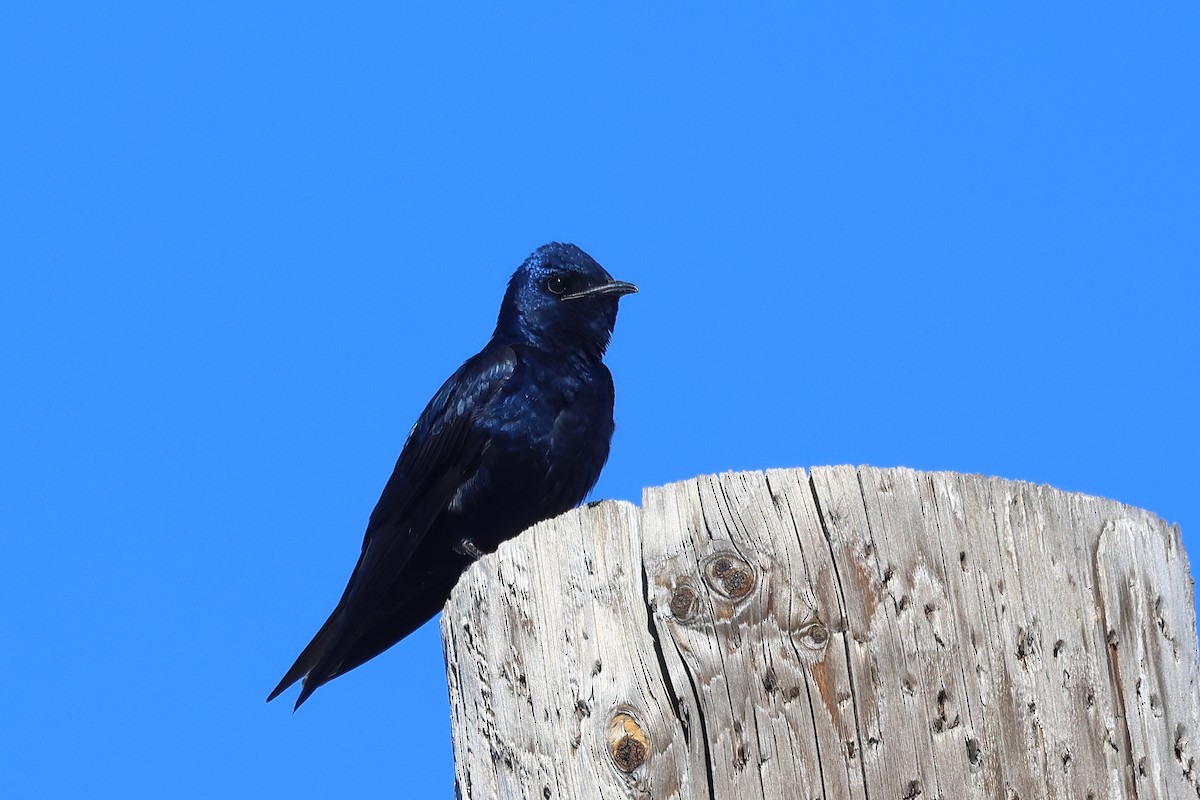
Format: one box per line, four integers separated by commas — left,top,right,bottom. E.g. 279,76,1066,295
608,711,650,773
703,552,756,601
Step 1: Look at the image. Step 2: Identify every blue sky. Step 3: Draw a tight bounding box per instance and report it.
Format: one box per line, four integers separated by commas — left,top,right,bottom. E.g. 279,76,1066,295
3,4,1197,797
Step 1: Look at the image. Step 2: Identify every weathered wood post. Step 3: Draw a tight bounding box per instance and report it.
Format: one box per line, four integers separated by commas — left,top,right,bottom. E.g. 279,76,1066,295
442,466,1199,799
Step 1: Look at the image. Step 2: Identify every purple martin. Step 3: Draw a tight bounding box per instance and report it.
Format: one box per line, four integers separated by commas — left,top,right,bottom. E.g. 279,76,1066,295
268,243,637,709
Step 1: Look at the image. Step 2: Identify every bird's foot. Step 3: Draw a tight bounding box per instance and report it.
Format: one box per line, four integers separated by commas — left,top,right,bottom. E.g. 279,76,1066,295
454,538,486,560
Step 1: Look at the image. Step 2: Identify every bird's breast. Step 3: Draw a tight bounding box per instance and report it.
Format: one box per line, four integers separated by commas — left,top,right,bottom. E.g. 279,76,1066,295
442,361,614,545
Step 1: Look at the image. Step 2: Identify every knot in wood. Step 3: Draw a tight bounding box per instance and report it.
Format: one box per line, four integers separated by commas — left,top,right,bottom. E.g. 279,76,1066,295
669,585,699,621
607,712,649,773
703,552,755,601
797,617,830,651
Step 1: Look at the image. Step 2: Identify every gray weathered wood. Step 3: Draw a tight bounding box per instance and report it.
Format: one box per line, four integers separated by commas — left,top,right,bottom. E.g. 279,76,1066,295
442,467,1199,799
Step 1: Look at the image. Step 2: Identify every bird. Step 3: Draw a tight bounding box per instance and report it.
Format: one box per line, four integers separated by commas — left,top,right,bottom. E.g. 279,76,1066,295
268,242,637,709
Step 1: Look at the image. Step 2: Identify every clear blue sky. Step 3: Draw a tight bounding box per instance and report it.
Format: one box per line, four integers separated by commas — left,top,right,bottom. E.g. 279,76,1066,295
3,4,1197,797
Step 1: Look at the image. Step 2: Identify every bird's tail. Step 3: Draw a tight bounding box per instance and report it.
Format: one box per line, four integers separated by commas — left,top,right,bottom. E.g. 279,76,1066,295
267,609,343,710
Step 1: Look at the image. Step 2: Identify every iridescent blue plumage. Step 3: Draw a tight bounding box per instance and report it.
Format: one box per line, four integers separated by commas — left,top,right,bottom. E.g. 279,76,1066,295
269,243,636,709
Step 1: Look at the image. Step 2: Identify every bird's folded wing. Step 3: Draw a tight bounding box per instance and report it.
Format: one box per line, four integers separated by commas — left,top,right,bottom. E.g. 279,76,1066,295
325,345,518,637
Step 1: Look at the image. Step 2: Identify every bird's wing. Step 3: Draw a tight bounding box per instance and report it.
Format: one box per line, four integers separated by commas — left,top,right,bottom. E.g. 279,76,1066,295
351,343,518,589
269,344,518,706
365,345,516,543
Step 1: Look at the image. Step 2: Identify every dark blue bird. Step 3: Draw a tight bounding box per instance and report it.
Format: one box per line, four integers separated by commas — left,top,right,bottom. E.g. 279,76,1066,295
268,243,637,709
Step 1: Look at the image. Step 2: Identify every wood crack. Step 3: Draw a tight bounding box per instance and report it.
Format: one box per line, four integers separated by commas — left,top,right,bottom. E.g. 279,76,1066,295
809,470,873,800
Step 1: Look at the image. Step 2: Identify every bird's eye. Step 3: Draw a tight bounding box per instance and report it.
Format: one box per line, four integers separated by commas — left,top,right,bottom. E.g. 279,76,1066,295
545,275,568,295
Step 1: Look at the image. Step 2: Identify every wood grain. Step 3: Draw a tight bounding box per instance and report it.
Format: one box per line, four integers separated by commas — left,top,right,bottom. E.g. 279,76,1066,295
443,467,1199,799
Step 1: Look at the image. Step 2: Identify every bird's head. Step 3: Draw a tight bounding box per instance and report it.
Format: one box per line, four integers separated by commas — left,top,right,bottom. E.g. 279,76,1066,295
493,243,637,359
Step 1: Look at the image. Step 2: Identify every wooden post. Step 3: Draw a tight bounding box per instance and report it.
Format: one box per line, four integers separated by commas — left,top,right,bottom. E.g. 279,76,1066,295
442,467,1199,799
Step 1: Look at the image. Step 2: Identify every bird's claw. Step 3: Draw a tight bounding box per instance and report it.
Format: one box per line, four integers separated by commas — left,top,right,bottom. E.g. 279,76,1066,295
454,538,486,560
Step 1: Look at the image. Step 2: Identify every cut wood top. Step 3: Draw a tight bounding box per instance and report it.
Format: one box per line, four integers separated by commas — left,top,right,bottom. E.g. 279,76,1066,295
444,466,1198,800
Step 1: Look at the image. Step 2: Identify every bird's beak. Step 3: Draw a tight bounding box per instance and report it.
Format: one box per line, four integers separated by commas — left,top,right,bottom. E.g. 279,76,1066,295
562,280,639,301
